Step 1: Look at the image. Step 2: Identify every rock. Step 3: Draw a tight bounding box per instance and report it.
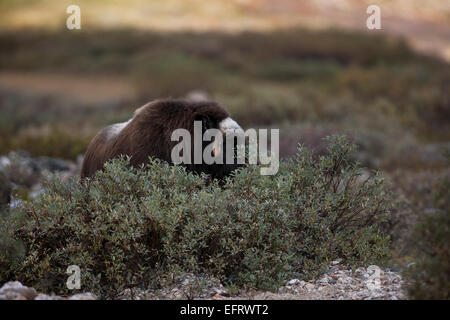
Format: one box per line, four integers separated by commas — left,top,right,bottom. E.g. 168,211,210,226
275,262,405,300
0,152,79,191
1,261,406,300
118,273,227,300
305,283,315,291
0,156,11,169
69,293,97,300
0,281,38,300
1,151,40,188
337,277,347,284
35,293,64,300
0,280,98,300
36,156,70,172
287,279,301,285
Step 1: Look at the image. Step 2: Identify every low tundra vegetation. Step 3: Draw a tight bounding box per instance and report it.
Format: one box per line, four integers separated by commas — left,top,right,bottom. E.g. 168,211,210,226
405,154,450,299
0,29,448,159
0,136,392,298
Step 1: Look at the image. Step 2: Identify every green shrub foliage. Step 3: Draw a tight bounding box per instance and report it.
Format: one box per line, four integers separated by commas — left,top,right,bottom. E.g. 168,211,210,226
0,136,391,297
406,160,450,299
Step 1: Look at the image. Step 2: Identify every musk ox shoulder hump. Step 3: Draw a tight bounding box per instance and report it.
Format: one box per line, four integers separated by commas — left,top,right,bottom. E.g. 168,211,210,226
103,101,156,141
105,119,132,141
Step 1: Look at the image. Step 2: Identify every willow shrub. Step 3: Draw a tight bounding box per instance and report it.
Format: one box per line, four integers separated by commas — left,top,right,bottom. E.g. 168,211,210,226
0,135,392,298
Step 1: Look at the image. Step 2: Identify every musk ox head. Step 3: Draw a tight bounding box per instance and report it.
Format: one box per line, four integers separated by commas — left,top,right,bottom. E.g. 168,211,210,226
81,99,245,180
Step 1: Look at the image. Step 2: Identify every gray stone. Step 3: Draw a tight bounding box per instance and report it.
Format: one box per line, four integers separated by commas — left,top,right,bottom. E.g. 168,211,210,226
305,283,315,291
287,279,301,285
69,293,97,300
0,281,38,300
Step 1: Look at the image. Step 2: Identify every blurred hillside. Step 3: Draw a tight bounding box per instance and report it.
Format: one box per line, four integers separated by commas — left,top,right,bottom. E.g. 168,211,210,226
1,0,449,61
0,0,449,161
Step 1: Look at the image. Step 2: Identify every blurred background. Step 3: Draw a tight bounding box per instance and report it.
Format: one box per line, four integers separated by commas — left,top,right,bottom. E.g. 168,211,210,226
0,0,449,253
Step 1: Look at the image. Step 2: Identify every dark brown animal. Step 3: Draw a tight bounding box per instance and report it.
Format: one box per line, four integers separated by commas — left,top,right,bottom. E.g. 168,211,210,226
81,99,243,179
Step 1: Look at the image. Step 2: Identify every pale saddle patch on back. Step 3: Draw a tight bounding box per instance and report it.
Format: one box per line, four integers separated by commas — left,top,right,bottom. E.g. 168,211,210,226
133,105,146,117
105,119,132,141
104,104,147,141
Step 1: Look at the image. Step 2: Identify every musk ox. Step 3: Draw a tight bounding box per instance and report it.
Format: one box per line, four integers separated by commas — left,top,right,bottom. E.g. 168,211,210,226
81,99,244,180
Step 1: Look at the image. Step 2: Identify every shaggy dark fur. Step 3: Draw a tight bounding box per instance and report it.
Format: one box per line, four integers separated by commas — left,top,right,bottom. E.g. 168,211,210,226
81,99,242,180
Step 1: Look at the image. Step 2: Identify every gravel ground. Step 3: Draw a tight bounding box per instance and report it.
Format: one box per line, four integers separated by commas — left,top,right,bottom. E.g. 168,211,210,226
0,260,405,300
